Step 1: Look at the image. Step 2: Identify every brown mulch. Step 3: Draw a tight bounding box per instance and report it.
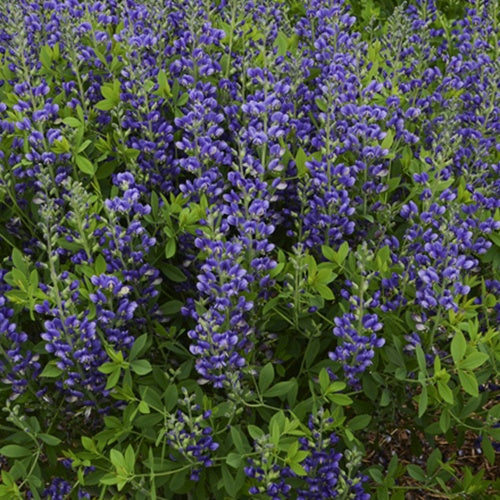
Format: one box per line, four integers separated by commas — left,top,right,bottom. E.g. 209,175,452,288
363,425,499,498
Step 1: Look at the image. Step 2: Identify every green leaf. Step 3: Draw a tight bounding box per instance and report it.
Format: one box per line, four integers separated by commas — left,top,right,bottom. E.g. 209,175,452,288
349,414,372,431
62,117,82,128
161,300,183,315
163,264,186,282
381,129,394,150
226,452,242,469
437,380,454,405
77,139,92,153
81,436,96,452
316,283,334,300
95,99,115,111
230,426,249,453
337,242,349,264
11,248,27,274
321,245,336,262
101,83,119,102
319,368,330,393
458,370,478,397
380,389,391,406
129,334,148,361
39,434,61,446
304,338,320,369
100,473,119,485
164,385,178,412
387,454,398,477
110,449,125,469
140,386,163,410
94,254,107,275
259,363,275,393
157,70,171,97
40,363,63,378
315,97,328,112
176,92,189,107
460,352,489,370
426,448,442,475
105,368,121,390
75,155,96,175
138,400,150,414
415,345,427,374
328,393,353,406
247,425,264,440
439,409,451,433
328,382,347,393
98,362,117,374
407,464,426,482
124,445,135,473
0,445,32,458
275,31,289,57
39,45,53,68
451,330,466,364
481,435,495,465
165,238,176,259
264,380,296,398
418,374,428,418
295,147,308,177
262,296,280,315
368,467,384,484
287,440,299,459
219,464,236,496
131,359,152,376
290,461,307,476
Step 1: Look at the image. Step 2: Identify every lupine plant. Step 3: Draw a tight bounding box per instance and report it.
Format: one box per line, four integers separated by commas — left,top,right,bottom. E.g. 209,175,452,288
0,0,498,498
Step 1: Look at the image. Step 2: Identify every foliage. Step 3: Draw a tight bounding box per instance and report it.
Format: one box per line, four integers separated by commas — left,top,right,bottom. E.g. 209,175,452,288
0,0,498,499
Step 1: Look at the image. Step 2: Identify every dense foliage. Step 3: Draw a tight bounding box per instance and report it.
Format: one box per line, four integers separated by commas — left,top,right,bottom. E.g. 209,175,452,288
0,0,499,498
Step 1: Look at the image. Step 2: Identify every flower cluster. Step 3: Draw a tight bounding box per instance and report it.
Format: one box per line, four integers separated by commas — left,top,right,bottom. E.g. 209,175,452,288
245,410,369,499
165,388,219,481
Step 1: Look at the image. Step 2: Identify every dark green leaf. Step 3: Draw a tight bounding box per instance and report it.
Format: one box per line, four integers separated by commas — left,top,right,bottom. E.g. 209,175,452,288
163,264,186,282
407,464,426,482
349,414,372,431
221,465,239,497
129,334,148,361
226,453,242,469
161,300,183,315
439,409,450,433
264,380,296,398
230,426,249,453
481,435,495,464
164,385,178,412
259,363,274,393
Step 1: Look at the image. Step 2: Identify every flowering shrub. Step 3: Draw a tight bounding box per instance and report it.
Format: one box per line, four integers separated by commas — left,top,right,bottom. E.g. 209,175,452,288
0,0,499,498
